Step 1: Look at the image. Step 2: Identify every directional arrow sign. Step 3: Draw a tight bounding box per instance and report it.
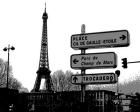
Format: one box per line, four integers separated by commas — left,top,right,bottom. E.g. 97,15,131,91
71,52,117,69
71,73,118,84
73,59,79,64
71,75,81,84
71,30,130,50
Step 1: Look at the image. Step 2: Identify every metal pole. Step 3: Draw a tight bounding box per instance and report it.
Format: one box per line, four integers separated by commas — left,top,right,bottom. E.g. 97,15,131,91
81,24,86,103
117,78,119,112
127,61,140,64
7,45,10,89
81,57,85,103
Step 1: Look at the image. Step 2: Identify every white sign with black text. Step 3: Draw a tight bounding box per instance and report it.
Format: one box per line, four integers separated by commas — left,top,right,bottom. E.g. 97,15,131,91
71,73,118,84
71,30,129,50
71,52,117,69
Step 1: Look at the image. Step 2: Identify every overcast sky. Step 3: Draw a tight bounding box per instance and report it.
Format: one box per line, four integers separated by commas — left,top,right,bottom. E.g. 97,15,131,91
0,0,140,91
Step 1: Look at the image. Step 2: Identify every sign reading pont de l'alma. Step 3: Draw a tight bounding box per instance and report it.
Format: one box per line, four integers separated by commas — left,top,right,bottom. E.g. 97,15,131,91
71,52,117,69
71,30,130,50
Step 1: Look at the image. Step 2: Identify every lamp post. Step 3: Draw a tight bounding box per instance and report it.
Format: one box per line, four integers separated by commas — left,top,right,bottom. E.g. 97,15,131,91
3,44,15,89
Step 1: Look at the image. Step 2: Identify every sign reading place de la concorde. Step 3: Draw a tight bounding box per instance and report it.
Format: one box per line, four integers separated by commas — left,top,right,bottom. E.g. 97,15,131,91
71,30,130,49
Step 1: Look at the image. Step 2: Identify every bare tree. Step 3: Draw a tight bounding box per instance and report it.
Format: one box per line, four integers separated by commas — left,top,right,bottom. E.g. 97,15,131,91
51,70,80,92
0,58,22,90
0,59,7,87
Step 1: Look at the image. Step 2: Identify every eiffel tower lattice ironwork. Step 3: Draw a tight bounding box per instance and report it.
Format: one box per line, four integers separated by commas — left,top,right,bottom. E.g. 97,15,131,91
32,5,54,93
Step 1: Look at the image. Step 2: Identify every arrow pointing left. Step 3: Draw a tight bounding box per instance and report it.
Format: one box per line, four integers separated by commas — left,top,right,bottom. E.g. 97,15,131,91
73,59,79,64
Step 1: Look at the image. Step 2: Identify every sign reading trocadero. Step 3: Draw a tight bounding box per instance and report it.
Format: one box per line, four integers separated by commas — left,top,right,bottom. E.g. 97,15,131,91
71,52,117,69
71,73,118,84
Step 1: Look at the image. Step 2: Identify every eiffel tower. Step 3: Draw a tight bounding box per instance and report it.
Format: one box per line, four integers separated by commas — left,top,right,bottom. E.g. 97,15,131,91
32,4,54,93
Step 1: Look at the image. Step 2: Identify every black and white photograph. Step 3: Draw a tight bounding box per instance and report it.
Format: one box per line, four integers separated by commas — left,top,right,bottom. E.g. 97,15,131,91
0,0,140,112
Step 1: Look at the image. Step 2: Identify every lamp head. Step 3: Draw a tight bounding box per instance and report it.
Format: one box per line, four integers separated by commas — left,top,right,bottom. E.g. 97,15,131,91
3,47,7,51
11,46,15,50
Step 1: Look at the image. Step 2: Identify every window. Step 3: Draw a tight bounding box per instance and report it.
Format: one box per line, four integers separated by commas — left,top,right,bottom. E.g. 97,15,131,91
97,92,99,99
100,92,103,99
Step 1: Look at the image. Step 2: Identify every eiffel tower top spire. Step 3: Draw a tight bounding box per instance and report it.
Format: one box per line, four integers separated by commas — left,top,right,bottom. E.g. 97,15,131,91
45,3,46,13
42,3,48,19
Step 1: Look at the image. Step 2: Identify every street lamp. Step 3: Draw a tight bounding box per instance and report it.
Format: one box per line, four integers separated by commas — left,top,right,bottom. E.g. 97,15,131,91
3,44,15,89
115,70,121,112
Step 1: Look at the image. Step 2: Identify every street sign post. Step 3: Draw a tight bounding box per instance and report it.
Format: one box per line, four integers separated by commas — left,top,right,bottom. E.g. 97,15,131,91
71,73,118,84
70,26,130,105
71,52,117,69
71,30,130,50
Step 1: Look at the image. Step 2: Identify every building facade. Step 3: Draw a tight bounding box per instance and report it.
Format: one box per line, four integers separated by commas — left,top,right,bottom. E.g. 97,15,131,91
3,88,139,112
5,89,117,112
